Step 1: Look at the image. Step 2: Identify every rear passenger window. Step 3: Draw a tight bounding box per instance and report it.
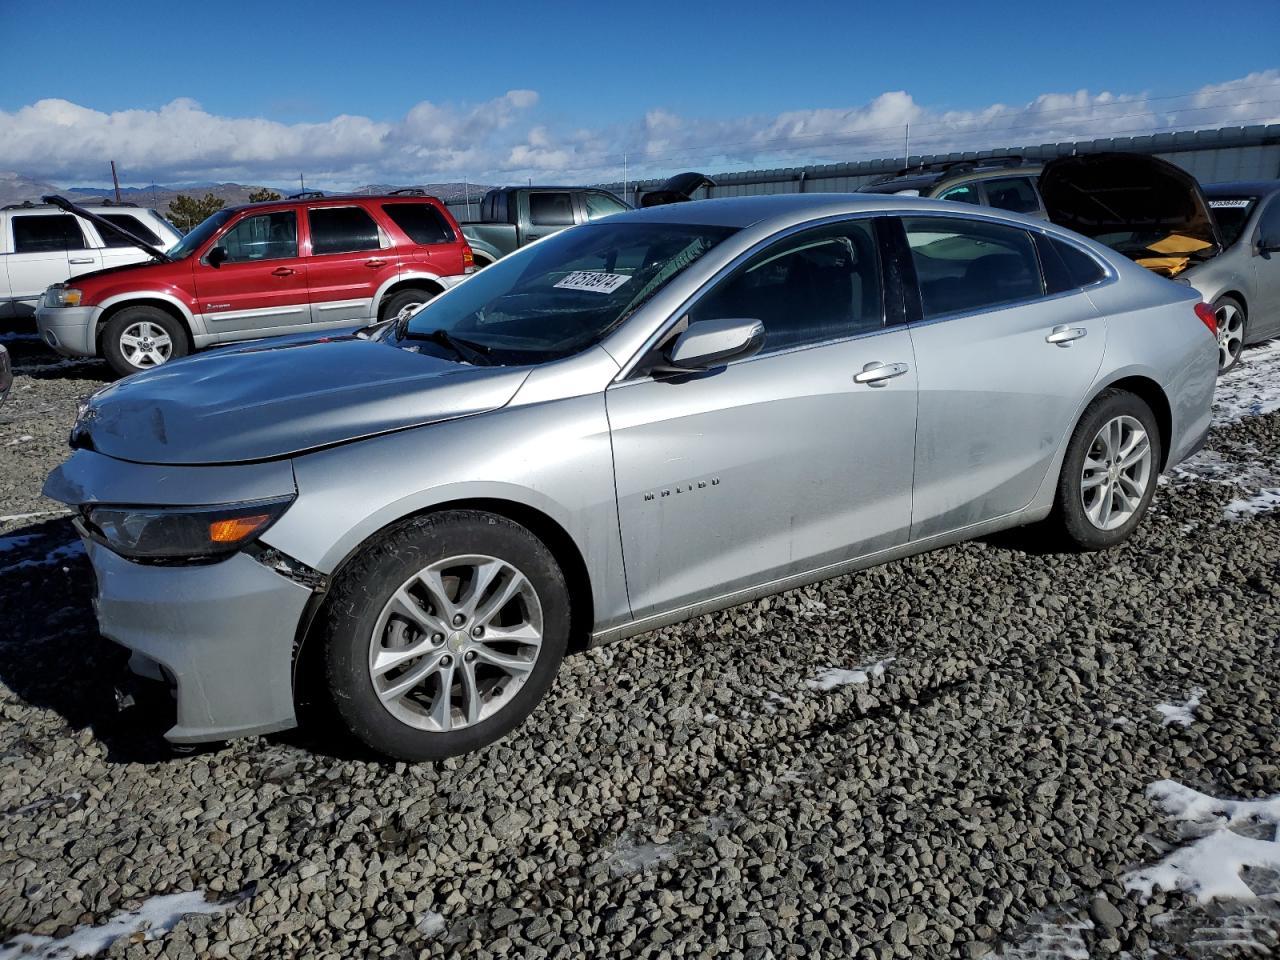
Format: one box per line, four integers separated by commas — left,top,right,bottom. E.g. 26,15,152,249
97,214,163,248
982,177,1041,215
12,215,88,253
1035,234,1106,294
529,192,575,226
902,216,1044,319
937,183,981,205
1053,238,1105,287
381,203,455,244
690,220,883,353
218,211,298,262
309,206,382,255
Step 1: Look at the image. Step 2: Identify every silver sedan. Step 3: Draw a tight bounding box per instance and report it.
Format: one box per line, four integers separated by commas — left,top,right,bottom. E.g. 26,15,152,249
44,194,1217,760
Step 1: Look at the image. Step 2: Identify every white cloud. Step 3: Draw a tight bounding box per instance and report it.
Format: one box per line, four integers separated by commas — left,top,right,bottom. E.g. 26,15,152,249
1,72,1277,189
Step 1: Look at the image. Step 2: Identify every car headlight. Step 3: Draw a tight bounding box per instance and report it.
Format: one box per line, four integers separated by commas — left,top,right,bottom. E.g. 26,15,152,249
45,285,84,308
80,496,295,563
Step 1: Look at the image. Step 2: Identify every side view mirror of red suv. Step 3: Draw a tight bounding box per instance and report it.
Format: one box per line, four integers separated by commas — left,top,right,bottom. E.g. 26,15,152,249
207,246,228,268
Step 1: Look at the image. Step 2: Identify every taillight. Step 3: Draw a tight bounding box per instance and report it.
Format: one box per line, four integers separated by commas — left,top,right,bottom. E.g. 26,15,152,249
462,245,475,274
1194,302,1217,337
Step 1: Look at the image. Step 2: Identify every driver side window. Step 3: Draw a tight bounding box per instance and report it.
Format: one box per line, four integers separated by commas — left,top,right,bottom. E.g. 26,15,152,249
689,220,884,354
218,211,298,263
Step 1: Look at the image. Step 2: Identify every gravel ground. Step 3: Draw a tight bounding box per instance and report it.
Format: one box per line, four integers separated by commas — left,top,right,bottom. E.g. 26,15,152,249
0,329,1278,960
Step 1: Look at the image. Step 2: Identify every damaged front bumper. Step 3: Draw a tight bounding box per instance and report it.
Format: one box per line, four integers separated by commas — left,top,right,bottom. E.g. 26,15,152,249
45,449,320,744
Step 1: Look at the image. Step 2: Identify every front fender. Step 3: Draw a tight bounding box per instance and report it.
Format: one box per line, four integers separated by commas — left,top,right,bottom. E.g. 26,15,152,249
260,392,631,631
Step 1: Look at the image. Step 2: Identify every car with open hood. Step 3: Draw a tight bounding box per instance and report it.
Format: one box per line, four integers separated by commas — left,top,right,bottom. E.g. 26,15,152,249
44,193,1216,761
34,192,474,378
1040,153,1280,372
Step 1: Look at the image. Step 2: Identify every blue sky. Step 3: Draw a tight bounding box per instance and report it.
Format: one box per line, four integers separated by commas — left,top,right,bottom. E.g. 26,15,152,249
1,0,1277,186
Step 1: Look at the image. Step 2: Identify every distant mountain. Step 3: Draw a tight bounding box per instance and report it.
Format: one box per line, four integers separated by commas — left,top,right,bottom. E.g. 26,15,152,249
1,174,495,211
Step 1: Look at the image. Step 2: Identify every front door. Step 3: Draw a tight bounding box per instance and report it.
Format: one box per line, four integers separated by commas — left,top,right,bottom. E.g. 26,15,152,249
6,213,100,317
608,219,918,620
898,215,1106,539
1250,195,1280,340
194,209,309,337
305,205,395,326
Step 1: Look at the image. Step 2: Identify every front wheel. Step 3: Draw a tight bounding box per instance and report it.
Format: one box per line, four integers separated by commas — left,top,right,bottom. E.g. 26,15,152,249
1050,390,1162,551
101,306,188,378
322,510,569,761
378,287,436,324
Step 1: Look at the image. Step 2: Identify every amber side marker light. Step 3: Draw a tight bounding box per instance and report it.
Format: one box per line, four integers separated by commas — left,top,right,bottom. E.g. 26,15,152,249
209,514,274,544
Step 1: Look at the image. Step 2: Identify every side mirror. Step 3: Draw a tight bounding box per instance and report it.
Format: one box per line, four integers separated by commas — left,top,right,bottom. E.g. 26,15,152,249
655,317,765,375
206,246,228,267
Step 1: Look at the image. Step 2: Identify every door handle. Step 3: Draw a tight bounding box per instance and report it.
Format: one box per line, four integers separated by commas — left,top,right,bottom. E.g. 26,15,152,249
69,257,94,264
1046,325,1087,346
365,258,387,268
271,267,295,277
853,361,909,386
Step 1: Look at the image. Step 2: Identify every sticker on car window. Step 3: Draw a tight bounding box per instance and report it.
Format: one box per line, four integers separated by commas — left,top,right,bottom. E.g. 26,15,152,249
553,271,632,294
1209,199,1252,208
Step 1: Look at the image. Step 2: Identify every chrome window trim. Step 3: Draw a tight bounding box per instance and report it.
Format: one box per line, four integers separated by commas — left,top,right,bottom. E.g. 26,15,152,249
615,211,893,382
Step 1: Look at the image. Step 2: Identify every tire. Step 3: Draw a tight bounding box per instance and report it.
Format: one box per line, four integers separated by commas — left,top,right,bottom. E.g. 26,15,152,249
1050,389,1163,551
1213,295,1246,374
322,510,569,761
101,306,188,378
471,254,495,271
378,287,436,323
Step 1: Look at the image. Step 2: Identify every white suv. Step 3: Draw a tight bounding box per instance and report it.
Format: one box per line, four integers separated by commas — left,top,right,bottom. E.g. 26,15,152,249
0,200,181,320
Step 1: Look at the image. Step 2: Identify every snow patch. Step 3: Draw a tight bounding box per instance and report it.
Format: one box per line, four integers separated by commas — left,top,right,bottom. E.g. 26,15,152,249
805,657,894,691
1215,339,1280,424
606,840,679,877
1125,780,1280,903
1156,687,1205,727
415,911,446,937
0,510,71,523
4,435,33,446
0,891,234,959
995,910,1093,959
1224,488,1280,520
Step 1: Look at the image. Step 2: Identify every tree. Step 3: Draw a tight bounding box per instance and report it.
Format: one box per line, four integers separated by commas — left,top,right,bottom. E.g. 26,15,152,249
166,193,225,232
248,187,282,203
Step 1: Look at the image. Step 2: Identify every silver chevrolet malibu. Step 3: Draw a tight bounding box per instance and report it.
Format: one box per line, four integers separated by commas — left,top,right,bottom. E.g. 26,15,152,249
44,194,1217,760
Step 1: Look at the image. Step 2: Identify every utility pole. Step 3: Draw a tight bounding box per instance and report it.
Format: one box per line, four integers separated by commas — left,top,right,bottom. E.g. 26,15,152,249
464,177,472,220
904,124,910,165
622,153,627,200
110,160,122,203
300,173,305,194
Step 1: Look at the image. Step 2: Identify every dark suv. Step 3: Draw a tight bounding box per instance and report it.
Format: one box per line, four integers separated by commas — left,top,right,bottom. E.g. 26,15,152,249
35,193,474,377
858,156,1047,219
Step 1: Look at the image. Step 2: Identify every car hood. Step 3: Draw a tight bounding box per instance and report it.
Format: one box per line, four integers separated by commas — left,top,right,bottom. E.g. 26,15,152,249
1040,152,1222,277
72,333,531,466
640,172,715,207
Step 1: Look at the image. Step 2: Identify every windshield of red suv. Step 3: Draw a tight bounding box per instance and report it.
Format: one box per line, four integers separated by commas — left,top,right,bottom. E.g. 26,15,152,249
399,221,738,364
166,209,235,259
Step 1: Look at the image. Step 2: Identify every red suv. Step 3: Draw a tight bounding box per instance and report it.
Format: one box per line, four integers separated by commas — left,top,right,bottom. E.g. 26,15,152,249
35,193,475,377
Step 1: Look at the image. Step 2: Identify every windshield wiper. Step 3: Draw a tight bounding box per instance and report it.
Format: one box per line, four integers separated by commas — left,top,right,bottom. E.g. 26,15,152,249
401,328,493,365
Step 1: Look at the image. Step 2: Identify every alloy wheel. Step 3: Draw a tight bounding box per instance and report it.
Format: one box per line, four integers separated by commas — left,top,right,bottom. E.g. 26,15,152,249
1080,415,1153,531
119,321,174,369
1215,302,1244,372
368,554,544,732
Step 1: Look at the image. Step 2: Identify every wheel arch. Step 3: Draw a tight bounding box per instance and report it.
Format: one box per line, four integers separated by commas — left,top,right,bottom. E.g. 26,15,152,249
290,496,596,709
96,296,195,351
1091,374,1173,470
374,275,446,319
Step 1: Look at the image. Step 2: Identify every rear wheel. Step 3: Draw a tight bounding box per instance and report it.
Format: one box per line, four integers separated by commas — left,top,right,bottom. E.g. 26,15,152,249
1213,295,1245,374
378,287,436,324
1050,389,1162,551
101,306,188,378
322,510,569,761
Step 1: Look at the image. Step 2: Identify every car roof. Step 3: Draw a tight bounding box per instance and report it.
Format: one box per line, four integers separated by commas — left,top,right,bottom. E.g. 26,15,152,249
225,193,449,216
1201,180,1280,198
605,192,1021,230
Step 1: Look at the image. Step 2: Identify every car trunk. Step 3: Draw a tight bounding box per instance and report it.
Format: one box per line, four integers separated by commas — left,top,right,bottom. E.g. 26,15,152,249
1039,153,1221,278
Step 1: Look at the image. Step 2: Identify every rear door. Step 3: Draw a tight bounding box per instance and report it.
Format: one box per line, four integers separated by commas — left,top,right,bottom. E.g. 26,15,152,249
523,191,576,243
305,205,397,325
6,212,100,316
608,217,917,619
192,208,310,336
895,214,1106,539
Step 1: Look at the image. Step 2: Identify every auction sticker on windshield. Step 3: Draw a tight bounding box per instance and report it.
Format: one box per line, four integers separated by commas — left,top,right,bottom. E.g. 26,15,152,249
553,271,632,294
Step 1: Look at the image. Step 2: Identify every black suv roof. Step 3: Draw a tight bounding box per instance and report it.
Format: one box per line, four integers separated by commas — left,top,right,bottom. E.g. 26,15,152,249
859,155,1036,194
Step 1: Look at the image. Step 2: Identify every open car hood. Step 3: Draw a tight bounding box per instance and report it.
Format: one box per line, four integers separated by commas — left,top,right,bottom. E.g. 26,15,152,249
42,194,174,263
640,172,715,207
70,332,530,466
1039,153,1221,277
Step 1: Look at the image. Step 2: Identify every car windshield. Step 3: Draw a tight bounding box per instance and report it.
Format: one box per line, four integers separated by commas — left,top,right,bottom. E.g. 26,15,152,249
399,221,738,364
1207,197,1258,247
165,209,235,259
